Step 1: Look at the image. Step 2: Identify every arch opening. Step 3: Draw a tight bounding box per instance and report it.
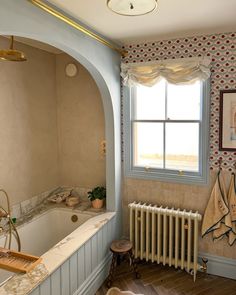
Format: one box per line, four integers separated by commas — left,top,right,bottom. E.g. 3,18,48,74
0,31,120,212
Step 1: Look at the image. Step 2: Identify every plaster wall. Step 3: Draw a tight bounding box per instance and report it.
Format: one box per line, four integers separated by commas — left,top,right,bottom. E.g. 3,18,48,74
0,38,106,205
0,37,59,205
56,53,106,188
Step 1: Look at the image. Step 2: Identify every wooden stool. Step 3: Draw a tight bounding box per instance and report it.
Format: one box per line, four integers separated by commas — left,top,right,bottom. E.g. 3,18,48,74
107,240,140,288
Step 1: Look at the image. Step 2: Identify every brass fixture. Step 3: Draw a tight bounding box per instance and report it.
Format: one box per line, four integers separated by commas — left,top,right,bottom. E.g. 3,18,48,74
201,257,208,273
71,214,78,223
0,189,21,251
107,0,158,16
0,36,27,62
27,0,127,57
100,140,106,158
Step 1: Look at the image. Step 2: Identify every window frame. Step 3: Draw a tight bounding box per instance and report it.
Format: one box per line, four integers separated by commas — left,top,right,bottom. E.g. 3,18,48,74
123,79,210,185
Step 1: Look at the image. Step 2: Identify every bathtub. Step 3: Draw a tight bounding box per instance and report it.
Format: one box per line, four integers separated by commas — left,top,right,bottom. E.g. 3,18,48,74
0,207,117,295
0,208,92,286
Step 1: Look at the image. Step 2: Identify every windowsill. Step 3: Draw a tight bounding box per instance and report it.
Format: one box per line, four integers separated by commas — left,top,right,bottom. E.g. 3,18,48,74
125,168,209,186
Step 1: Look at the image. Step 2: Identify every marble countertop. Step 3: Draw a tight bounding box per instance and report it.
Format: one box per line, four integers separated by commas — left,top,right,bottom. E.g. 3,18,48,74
0,203,116,295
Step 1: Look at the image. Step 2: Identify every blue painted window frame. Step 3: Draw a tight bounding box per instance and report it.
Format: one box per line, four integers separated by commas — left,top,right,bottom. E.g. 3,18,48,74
123,79,210,185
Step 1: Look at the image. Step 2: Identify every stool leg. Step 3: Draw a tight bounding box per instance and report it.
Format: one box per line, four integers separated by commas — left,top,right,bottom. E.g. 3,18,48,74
107,253,117,288
129,250,141,279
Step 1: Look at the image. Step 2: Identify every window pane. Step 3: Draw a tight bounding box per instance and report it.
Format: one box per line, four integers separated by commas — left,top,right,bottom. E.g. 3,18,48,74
134,79,165,120
133,122,163,168
167,81,201,120
165,123,199,172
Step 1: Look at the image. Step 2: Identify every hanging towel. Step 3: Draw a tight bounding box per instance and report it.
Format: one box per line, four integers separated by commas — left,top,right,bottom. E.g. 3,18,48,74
227,173,236,245
202,171,231,240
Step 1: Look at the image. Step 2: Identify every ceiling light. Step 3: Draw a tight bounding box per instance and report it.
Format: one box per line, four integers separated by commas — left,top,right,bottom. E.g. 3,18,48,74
107,0,158,16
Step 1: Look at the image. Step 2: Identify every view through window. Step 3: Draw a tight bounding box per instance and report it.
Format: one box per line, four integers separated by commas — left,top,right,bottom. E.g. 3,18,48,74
132,79,201,172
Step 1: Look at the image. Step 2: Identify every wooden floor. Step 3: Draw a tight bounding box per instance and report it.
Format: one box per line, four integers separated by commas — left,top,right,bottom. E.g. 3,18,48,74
96,262,236,295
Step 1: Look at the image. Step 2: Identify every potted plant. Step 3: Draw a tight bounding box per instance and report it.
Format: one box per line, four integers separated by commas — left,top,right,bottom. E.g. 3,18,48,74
88,186,106,209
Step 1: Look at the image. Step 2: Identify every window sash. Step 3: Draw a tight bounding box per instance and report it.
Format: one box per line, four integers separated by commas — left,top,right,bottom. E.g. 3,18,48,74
123,79,210,185
132,80,201,121
131,121,201,173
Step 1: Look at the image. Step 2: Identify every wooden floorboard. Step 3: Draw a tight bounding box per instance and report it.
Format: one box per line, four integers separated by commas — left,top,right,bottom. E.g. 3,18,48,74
96,262,236,295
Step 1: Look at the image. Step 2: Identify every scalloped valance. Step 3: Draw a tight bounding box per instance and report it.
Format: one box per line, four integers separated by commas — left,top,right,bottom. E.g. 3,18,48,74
121,57,211,86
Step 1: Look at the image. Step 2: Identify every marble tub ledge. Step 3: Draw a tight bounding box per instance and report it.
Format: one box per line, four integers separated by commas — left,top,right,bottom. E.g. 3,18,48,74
0,211,116,295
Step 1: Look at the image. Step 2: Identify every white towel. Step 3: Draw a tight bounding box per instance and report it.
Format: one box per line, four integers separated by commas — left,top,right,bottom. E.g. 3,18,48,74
202,171,232,240
227,173,236,246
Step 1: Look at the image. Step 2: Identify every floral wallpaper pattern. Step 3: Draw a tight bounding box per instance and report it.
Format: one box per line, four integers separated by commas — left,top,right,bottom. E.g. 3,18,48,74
121,32,236,171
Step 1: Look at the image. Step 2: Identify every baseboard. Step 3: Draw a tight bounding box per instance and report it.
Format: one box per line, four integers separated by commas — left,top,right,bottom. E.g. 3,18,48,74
74,253,112,295
198,252,236,280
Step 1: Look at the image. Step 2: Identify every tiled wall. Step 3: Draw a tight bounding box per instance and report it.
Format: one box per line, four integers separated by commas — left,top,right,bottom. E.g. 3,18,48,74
122,31,236,170
10,186,91,221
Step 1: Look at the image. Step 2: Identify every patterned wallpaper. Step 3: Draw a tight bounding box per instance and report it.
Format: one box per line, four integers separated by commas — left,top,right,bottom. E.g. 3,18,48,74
121,31,236,171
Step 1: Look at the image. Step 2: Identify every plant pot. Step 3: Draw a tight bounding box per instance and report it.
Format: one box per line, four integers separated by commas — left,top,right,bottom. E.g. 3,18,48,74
91,199,104,209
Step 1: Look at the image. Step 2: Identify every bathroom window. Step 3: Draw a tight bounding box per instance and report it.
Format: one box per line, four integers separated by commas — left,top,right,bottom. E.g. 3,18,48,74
123,78,210,184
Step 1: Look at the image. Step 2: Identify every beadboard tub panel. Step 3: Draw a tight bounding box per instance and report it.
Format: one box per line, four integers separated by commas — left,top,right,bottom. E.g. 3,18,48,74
29,214,117,295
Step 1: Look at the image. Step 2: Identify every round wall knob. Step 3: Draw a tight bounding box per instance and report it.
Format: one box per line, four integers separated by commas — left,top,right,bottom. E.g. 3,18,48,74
65,63,78,77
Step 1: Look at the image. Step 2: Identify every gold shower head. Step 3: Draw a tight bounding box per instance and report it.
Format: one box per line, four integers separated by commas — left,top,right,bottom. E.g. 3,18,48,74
0,36,27,62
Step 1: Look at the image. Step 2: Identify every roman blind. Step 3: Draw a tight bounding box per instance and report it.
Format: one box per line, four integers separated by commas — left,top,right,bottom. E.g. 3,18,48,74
121,57,211,87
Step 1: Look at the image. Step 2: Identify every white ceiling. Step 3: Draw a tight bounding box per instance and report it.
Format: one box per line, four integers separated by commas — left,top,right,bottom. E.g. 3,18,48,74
47,0,236,44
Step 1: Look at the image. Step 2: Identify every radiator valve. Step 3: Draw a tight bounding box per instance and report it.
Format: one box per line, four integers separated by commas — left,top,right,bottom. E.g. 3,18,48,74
201,257,208,273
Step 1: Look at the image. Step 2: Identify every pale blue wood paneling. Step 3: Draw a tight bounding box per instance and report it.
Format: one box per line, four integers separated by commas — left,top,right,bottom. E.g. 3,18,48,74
102,223,108,258
97,229,103,263
111,217,116,241
77,245,85,286
91,234,98,270
85,241,92,279
30,287,40,295
70,252,78,294
61,260,70,295
51,268,61,295
108,220,112,250
39,277,51,295
28,217,117,295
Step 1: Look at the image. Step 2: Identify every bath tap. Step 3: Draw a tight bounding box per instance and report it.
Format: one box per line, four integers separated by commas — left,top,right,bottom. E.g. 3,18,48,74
0,189,21,251
0,209,7,218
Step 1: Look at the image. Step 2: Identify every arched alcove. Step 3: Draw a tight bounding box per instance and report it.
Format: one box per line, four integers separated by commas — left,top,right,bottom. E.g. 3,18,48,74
0,0,122,214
